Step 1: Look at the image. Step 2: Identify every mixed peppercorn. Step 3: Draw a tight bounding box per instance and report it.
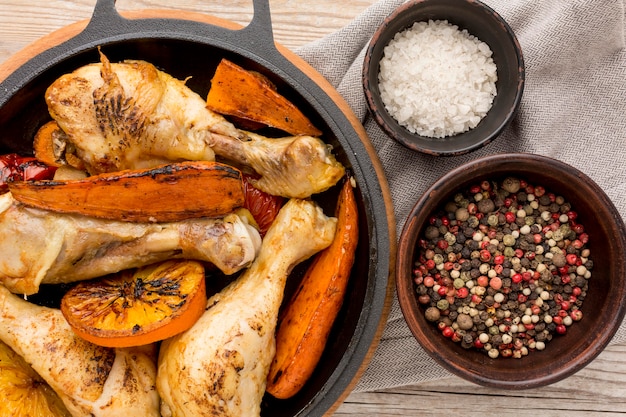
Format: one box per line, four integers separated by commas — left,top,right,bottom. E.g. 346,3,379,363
413,177,592,359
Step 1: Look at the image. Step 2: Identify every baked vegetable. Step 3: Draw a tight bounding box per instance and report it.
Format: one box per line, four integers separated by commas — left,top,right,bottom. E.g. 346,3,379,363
206,58,322,136
33,120,84,170
0,153,56,193
8,161,244,222
266,177,358,399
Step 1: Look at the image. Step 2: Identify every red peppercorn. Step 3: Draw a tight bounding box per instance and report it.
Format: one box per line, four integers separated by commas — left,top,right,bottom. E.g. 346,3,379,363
443,261,454,271
571,223,585,234
522,271,532,282
560,301,571,311
489,277,503,290
561,274,571,284
533,233,543,244
519,179,528,188
504,198,514,208
570,310,583,321
471,294,482,304
467,202,477,215
511,273,523,284
572,286,582,297
553,316,563,325
424,276,435,287
514,248,524,258
579,233,589,244
517,294,527,303
418,294,430,304
523,323,535,330
504,211,516,223
442,326,455,338
424,259,435,270
456,287,469,298
566,254,578,265
429,216,438,225
494,264,503,274
555,324,567,335
470,184,481,194
534,185,545,197
474,338,484,349
477,276,489,287
441,217,450,226
567,211,578,221
437,286,448,296
494,255,505,265
480,250,491,262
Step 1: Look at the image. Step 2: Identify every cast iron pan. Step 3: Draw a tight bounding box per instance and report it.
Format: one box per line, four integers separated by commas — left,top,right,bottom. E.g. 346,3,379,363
0,1,396,416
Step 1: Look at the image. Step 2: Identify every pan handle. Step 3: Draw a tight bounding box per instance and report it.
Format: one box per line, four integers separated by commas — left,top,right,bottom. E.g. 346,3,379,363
83,0,276,54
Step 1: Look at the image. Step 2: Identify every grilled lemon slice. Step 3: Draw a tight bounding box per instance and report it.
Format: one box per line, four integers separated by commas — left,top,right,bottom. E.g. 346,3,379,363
0,340,71,417
61,259,207,348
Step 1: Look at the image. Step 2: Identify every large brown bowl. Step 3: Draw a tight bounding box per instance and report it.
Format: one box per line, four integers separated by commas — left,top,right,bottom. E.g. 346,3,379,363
397,153,626,388
0,0,396,415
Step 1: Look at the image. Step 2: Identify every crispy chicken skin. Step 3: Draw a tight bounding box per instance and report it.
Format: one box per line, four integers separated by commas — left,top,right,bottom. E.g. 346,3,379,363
156,199,337,417
0,284,160,416
45,52,344,198
0,192,261,295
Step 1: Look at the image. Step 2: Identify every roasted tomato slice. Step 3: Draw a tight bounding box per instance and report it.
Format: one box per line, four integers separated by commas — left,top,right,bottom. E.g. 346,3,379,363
0,153,57,192
243,173,284,236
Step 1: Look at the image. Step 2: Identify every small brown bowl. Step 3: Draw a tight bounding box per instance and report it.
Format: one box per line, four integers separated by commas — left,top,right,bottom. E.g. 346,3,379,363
397,153,626,388
363,0,524,156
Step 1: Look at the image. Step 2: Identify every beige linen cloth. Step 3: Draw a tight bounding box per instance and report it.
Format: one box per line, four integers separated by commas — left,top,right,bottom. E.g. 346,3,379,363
297,0,626,391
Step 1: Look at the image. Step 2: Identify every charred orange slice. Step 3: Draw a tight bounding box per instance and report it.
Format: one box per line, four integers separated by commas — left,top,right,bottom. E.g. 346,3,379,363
61,260,207,348
0,340,71,417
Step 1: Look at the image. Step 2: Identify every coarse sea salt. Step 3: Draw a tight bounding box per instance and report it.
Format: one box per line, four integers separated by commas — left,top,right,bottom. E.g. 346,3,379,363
378,20,498,138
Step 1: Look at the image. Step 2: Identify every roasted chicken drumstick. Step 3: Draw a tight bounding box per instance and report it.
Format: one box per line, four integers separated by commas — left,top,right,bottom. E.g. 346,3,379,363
156,198,337,417
0,192,261,295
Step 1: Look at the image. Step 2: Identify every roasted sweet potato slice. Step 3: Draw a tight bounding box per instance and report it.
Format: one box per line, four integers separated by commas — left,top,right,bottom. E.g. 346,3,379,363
33,120,85,170
8,161,244,222
206,59,322,137
266,177,358,399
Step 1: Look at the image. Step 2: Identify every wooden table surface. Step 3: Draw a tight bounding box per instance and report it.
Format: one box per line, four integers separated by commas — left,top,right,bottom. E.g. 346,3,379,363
1,1,625,415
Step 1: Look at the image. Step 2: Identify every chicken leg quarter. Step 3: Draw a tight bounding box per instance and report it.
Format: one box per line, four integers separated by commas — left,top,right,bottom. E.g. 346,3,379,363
156,198,337,417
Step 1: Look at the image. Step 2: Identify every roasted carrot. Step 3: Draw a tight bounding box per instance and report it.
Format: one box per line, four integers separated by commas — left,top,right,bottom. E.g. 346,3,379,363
266,177,358,399
206,58,322,137
8,161,245,222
